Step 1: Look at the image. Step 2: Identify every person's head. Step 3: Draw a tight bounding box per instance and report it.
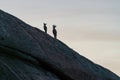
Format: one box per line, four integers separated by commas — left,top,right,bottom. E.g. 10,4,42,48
53,25,56,28
43,23,47,26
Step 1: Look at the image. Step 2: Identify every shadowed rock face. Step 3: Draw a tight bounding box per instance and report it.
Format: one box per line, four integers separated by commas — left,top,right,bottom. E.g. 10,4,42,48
0,10,120,80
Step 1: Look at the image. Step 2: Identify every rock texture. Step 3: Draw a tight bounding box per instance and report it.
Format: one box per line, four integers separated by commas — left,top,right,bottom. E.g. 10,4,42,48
0,10,120,80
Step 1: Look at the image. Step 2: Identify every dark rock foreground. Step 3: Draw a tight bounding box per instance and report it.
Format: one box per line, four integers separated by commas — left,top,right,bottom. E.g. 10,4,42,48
0,10,120,80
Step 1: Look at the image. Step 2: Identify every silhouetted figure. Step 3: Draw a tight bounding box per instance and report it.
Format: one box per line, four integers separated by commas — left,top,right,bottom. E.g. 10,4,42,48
53,25,57,39
43,23,47,33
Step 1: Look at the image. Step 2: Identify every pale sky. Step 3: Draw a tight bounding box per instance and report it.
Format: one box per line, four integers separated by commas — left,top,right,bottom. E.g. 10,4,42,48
0,0,120,76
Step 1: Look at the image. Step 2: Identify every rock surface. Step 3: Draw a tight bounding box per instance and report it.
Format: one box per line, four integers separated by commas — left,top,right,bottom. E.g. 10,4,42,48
0,10,120,80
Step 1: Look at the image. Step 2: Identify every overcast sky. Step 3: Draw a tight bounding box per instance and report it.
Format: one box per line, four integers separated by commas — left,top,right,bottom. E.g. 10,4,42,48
0,0,120,76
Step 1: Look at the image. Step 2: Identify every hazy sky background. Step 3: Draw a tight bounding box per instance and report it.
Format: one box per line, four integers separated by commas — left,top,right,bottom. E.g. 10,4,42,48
0,0,120,76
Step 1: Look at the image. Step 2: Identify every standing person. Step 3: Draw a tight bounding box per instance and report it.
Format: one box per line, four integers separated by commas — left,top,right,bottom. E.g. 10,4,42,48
43,23,47,33
53,25,57,39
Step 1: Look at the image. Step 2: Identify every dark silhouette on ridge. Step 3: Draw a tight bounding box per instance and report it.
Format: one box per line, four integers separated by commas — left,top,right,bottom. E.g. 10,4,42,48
43,23,47,33
0,10,120,80
53,25,57,39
